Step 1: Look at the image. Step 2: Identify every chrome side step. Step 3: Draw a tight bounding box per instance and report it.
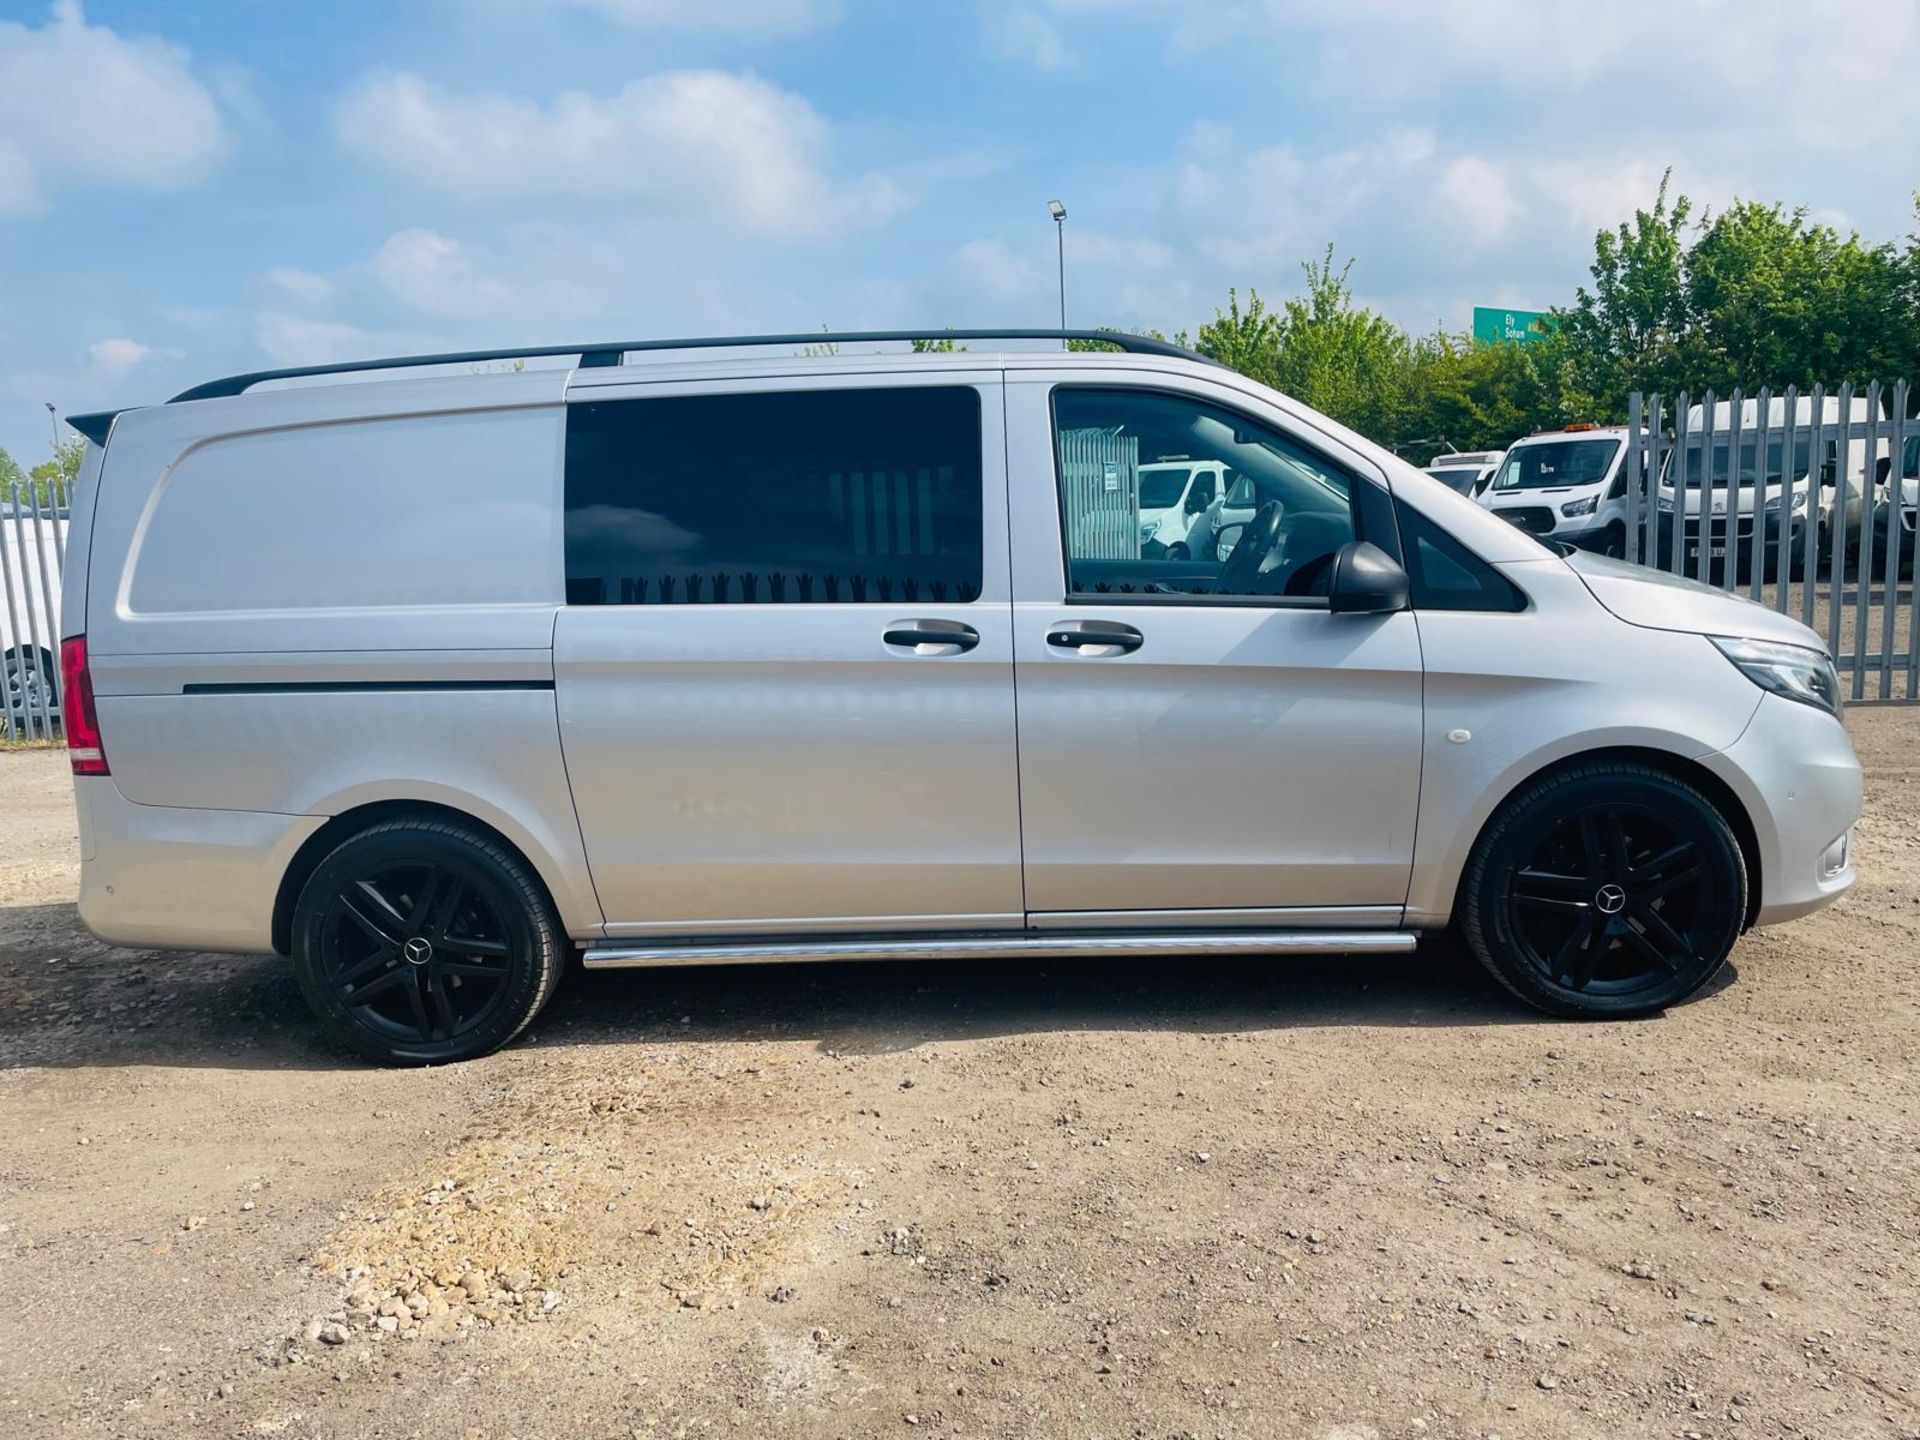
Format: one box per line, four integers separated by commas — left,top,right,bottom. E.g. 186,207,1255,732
581,929,1417,970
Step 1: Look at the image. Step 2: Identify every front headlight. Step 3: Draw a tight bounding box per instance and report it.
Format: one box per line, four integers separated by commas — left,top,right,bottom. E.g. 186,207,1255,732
1790,490,1807,512
1711,635,1841,716
1560,495,1599,518
1657,493,1675,513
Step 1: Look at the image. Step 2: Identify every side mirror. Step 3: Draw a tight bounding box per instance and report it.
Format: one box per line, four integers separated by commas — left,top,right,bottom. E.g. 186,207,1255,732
1328,540,1409,615
1184,489,1209,515
1226,477,1256,507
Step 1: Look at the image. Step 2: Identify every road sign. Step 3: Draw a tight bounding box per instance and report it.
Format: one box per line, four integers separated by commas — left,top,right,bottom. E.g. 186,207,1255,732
1472,306,1555,346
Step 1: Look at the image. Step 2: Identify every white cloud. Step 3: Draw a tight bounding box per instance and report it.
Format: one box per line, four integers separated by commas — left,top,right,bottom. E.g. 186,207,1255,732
1435,157,1519,246
0,0,224,216
263,268,332,306
335,69,904,235
254,313,366,367
370,228,599,322
501,0,837,32
987,5,1073,68
87,338,149,372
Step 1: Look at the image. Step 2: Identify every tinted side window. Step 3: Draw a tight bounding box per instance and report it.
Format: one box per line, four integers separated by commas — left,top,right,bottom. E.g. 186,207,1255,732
565,387,984,605
1053,388,1357,601
1396,502,1526,612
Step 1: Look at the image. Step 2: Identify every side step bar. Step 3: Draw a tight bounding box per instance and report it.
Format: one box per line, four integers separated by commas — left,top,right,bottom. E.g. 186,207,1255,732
582,930,1418,970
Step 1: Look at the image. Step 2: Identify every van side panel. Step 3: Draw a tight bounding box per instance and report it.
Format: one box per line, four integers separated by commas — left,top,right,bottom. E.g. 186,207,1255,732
79,372,604,948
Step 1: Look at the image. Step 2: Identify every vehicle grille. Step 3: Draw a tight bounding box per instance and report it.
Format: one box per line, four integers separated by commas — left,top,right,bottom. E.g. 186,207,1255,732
1497,507,1557,535
1682,515,1759,539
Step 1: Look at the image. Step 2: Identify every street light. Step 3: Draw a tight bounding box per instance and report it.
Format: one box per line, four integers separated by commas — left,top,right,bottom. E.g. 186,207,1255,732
1047,200,1067,337
44,402,59,454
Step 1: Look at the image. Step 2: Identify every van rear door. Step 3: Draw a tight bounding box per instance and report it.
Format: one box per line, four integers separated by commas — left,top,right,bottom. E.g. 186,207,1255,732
554,371,1023,939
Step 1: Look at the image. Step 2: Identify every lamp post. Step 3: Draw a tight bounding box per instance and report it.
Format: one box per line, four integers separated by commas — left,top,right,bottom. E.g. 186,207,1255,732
1047,200,1067,338
44,402,59,454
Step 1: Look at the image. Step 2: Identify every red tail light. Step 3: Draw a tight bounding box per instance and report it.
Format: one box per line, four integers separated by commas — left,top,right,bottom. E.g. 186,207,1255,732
59,636,109,776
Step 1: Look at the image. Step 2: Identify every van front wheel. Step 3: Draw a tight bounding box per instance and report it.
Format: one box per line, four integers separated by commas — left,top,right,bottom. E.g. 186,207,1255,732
291,818,565,1064
1460,764,1746,1019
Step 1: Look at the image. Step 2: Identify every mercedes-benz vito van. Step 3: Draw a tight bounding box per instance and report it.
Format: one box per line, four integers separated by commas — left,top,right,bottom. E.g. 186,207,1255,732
60,330,1861,1063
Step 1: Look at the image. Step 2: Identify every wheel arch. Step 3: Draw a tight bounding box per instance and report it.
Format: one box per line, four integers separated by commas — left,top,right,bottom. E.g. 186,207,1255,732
272,799,577,956
1451,745,1764,931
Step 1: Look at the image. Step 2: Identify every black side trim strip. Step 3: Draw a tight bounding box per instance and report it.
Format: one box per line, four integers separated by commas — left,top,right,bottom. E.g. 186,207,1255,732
182,680,554,696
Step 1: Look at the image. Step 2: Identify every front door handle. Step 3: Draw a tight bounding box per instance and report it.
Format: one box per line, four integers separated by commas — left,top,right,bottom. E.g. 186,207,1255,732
1045,620,1144,656
883,620,980,656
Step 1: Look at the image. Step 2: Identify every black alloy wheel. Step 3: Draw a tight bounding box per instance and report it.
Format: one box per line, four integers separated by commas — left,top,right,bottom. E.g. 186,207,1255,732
292,818,564,1064
1462,764,1746,1018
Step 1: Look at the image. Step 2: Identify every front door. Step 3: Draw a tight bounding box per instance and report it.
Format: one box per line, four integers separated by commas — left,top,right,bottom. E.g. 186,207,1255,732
555,375,1023,939
1007,375,1423,924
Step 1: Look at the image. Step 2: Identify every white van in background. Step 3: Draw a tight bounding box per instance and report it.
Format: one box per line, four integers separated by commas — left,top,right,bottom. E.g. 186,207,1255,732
1480,425,1631,555
1138,459,1230,553
1657,394,1882,577
1422,450,1504,499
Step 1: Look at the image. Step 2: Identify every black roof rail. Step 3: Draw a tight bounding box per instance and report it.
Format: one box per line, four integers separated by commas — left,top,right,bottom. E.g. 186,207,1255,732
166,329,1213,404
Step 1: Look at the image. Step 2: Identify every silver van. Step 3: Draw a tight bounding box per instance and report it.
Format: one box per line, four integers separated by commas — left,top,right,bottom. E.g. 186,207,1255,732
60,330,1862,1063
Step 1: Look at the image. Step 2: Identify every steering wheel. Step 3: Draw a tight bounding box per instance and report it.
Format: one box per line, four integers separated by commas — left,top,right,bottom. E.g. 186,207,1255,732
1212,500,1283,593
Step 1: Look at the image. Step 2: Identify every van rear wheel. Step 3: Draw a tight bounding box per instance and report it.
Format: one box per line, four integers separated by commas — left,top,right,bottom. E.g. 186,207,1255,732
291,818,564,1064
1460,764,1746,1019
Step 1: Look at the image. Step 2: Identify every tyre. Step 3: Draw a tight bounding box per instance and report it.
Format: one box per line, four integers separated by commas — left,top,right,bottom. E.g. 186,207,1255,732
1460,763,1746,1019
1601,524,1625,559
291,818,565,1064
4,647,56,723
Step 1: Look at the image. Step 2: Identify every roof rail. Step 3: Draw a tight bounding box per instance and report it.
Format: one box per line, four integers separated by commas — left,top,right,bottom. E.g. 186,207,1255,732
167,329,1213,404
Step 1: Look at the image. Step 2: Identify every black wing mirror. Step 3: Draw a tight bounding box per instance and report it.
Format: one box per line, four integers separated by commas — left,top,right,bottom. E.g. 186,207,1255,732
1328,540,1409,615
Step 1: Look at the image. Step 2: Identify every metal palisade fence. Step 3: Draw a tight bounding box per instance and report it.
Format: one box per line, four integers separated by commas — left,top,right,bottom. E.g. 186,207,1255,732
1,477,73,741
1623,383,1917,702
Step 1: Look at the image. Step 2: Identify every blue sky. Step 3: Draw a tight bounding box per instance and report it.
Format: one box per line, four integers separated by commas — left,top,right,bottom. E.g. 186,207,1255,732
2,0,1917,464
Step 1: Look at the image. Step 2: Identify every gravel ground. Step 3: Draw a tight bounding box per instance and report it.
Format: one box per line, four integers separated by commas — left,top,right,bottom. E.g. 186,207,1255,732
1,711,1916,1440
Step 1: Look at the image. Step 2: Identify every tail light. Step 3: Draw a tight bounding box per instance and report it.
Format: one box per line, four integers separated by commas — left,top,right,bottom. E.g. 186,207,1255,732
59,635,109,776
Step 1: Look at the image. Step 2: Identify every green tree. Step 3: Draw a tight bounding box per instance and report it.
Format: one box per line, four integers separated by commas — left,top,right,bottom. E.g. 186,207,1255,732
1398,331,1576,463
1554,172,1693,416
1684,200,1908,388
28,437,85,507
0,446,24,496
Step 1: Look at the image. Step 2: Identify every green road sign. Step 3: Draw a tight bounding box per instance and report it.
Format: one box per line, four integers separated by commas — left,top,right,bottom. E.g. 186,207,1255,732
1472,306,1555,346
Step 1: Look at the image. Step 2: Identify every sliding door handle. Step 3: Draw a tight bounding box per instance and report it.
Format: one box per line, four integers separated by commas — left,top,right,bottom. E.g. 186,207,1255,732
1046,620,1143,655
883,620,980,656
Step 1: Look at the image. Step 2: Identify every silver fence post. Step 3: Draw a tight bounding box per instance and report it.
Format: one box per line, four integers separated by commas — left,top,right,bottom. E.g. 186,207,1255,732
1906,380,1920,700
1646,394,1664,567
1774,385,1797,611
1626,392,1643,564
1882,379,1909,696
1669,391,1689,578
1695,391,1717,585
25,478,60,737
1851,383,1880,701
1746,387,1770,601
1801,385,1825,627
1722,388,1744,593
1,483,30,740
1827,382,1852,661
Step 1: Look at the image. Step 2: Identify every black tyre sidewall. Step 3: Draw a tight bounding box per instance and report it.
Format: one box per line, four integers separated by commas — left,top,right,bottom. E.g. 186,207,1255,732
1463,767,1746,1019
292,822,562,1065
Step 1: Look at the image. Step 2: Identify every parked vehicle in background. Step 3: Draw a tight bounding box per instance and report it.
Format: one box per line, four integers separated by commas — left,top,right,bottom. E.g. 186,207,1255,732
1481,425,1632,555
1870,432,1918,577
58,329,1860,1063
1656,394,1878,578
1422,449,1503,498
1137,459,1230,553
1,499,69,736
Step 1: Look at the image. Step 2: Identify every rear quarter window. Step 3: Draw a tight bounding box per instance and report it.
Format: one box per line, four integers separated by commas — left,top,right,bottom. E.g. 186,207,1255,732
125,409,562,614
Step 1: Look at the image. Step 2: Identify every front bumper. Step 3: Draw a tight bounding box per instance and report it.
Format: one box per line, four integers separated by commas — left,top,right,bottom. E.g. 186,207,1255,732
1654,511,1805,571
1698,693,1862,926
75,777,324,954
